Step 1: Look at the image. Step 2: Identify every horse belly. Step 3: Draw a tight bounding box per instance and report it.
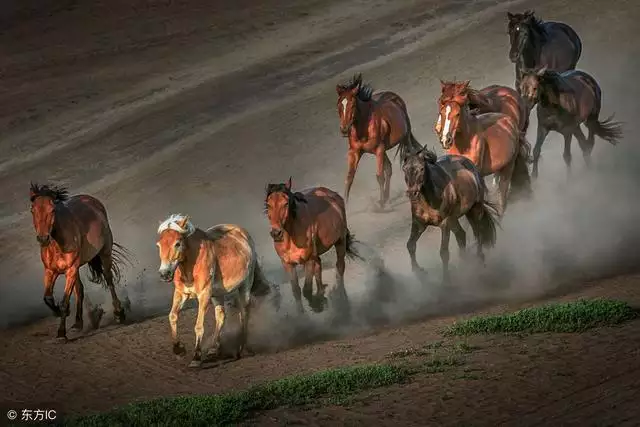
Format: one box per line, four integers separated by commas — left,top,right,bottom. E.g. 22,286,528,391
378,103,409,148
482,121,518,174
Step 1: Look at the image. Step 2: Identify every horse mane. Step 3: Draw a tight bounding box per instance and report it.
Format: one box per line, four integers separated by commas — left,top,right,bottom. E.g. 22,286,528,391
466,88,492,111
337,73,374,102
157,213,196,236
264,183,307,219
537,69,575,98
29,182,69,203
421,146,438,163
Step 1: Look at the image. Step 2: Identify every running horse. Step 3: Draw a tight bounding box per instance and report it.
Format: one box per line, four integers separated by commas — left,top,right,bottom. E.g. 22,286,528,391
156,214,280,368
29,183,128,340
336,73,422,209
519,67,623,177
507,10,582,105
264,177,362,314
435,81,532,215
402,147,499,283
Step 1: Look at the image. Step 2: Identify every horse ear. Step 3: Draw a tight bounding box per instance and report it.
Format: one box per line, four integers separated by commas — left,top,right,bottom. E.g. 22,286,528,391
285,176,292,190
524,9,534,18
336,85,343,95
176,215,190,230
507,12,515,20
536,66,548,76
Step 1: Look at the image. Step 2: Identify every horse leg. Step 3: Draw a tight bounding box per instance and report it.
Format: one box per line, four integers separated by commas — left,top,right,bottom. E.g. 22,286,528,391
283,263,303,313
497,161,515,216
532,123,549,179
71,275,85,331
169,290,187,358
439,224,451,284
333,237,350,316
43,269,61,317
207,298,225,362
189,290,211,368
562,130,573,176
450,218,467,259
574,125,593,168
302,260,314,307
383,152,392,205
375,148,386,208
100,251,125,323
344,148,362,205
312,257,328,313
235,292,253,359
57,266,78,340
407,219,427,272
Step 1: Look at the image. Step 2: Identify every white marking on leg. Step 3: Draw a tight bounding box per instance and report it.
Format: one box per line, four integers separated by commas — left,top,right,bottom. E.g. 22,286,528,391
441,105,452,144
341,98,348,115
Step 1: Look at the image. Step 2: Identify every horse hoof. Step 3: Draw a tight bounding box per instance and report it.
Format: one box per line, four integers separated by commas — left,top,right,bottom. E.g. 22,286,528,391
90,307,104,330
188,360,202,369
56,335,68,343
173,343,187,357
71,322,83,331
114,310,126,324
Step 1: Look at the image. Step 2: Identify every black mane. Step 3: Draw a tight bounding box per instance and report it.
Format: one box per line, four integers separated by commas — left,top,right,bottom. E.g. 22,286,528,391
337,73,374,102
264,183,307,219
510,10,548,43
29,182,69,203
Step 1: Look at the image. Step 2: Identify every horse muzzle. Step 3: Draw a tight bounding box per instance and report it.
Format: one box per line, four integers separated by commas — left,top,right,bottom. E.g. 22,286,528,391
440,135,453,150
270,228,284,242
158,263,177,282
36,234,51,246
509,52,518,63
340,121,353,137
406,189,421,201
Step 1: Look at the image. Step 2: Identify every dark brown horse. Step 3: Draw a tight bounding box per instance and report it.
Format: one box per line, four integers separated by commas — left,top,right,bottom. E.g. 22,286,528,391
29,183,129,340
435,81,532,215
264,177,362,314
402,147,499,282
507,10,582,102
336,74,422,209
519,67,623,177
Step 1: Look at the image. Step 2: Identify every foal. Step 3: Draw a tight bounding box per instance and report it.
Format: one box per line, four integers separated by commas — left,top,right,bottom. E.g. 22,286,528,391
156,214,280,368
265,177,361,313
403,148,499,282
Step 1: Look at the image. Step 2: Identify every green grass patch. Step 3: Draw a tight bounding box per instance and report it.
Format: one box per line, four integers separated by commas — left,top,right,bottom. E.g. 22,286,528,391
63,364,411,427
445,299,638,336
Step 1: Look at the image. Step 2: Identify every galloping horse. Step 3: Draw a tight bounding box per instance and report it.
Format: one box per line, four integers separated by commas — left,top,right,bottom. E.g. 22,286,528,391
519,67,623,177
156,214,280,368
264,177,362,314
336,73,422,209
402,147,499,282
29,183,128,340
507,10,582,103
435,81,532,215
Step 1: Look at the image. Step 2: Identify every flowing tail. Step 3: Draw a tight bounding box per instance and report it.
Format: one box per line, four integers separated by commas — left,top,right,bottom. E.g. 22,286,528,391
345,230,366,262
467,200,500,249
250,260,281,312
395,131,424,163
510,132,533,200
590,114,623,145
87,242,133,289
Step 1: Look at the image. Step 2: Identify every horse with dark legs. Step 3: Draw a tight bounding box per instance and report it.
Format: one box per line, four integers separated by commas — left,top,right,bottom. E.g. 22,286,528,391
519,67,623,178
156,214,280,368
29,183,129,340
264,177,362,315
507,10,582,102
402,147,499,283
435,81,532,215
336,73,422,209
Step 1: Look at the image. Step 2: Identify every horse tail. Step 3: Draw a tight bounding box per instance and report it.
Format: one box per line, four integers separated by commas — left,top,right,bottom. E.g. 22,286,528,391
87,242,133,289
510,132,533,200
345,230,365,262
467,200,500,249
590,114,623,145
395,131,423,163
250,258,281,311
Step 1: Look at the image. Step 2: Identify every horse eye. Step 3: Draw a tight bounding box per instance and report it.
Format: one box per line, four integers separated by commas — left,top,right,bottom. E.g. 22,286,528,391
174,241,182,249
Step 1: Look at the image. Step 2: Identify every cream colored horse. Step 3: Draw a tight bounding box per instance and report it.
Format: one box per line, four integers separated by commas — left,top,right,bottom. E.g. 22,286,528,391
156,214,280,368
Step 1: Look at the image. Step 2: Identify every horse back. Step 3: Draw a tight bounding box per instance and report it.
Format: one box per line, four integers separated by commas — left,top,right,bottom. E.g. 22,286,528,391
372,91,410,144
297,187,347,252
435,155,483,212
205,224,254,294
64,194,112,262
539,21,582,71
557,70,600,121
477,85,526,131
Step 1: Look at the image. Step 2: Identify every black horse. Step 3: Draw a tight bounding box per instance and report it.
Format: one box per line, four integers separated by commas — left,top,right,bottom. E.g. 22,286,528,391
507,10,582,104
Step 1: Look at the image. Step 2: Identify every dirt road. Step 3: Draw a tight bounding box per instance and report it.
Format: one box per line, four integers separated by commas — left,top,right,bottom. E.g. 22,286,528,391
1,0,640,423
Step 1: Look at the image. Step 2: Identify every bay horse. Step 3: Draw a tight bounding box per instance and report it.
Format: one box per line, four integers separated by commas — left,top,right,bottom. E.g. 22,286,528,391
336,73,422,209
402,147,499,283
156,214,280,368
264,177,362,314
29,183,128,340
435,80,532,215
507,10,582,102
519,67,623,177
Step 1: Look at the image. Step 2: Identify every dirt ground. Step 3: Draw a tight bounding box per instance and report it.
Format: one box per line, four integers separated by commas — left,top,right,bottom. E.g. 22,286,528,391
1,0,640,424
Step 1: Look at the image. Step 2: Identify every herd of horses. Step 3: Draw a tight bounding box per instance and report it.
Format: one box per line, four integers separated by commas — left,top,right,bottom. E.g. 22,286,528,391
27,10,623,369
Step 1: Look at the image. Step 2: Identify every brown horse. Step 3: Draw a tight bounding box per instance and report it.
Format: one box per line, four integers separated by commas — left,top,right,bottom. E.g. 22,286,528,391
156,214,280,368
264,177,362,314
29,183,128,340
435,81,532,215
402,147,499,282
507,10,582,101
519,67,623,177
467,84,529,134
336,73,422,209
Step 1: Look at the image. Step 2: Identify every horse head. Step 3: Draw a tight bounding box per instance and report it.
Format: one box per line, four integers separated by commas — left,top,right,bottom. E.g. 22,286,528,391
402,147,437,201
156,214,195,282
264,177,307,242
519,66,548,107
335,73,373,136
29,183,68,247
436,80,470,149
507,10,536,63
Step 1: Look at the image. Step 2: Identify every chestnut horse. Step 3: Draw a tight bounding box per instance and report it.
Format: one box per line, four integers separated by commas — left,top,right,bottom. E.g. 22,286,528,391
507,10,582,102
29,183,128,340
402,147,499,283
156,214,280,368
519,67,623,178
435,81,532,215
264,177,362,314
336,74,422,208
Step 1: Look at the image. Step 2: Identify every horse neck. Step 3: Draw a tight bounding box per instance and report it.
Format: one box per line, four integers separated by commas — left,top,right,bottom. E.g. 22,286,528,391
521,27,544,68
282,200,310,245
179,229,209,282
50,203,78,251
453,105,475,150
353,97,373,138
420,161,443,208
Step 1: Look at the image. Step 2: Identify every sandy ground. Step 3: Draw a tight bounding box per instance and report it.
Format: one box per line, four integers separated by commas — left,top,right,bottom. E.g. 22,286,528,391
1,0,640,423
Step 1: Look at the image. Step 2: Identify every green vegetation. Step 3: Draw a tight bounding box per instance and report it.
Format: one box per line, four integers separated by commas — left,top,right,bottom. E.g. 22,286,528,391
445,299,637,336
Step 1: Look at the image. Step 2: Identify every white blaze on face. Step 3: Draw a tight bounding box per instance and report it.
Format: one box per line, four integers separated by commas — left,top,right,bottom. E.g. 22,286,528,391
341,98,348,116
441,105,452,144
